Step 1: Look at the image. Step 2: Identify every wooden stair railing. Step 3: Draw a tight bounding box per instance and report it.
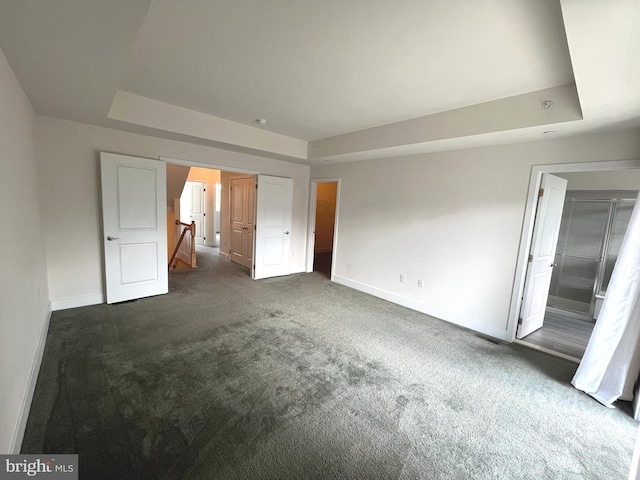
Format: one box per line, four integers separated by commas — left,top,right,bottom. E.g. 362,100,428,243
168,220,197,269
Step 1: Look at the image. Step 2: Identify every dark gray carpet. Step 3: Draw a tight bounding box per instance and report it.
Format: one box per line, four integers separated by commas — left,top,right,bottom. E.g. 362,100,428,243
22,247,637,479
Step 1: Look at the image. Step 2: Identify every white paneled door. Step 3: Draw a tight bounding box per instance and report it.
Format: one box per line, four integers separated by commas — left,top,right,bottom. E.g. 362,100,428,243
254,175,293,280
230,176,255,269
100,153,168,304
181,181,205,246
517,173,568,338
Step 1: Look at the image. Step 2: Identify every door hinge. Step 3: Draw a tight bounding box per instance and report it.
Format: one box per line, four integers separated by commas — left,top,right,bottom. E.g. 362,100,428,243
203,213,206,216
538,188,544,197
255,184,258,189
518,317,523,325
528,254,533,262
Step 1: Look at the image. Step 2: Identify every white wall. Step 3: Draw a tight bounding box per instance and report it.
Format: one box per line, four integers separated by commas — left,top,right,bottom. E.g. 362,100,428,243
37,116,310,309
558,169,640,191
0,48,50,453
311,130,640,339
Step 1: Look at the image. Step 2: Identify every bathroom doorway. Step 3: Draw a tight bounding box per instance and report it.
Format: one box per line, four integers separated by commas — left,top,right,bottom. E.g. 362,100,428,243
547,190,636,320
517,169,639,360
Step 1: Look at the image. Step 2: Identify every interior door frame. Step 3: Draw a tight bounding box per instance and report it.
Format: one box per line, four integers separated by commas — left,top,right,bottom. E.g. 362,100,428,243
508,159,640,342
161,155,258,258
306,178,341,280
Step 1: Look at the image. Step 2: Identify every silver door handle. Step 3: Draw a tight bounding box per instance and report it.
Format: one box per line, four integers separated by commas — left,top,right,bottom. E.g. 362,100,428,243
550,263,557,267
106,236,120,241
284,231,290,235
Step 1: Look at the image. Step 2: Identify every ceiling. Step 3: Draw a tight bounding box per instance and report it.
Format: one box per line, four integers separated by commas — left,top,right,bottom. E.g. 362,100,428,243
0,0,638,165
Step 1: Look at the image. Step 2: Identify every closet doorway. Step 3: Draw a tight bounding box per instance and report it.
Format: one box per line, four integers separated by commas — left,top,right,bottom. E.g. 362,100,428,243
306,179,340,279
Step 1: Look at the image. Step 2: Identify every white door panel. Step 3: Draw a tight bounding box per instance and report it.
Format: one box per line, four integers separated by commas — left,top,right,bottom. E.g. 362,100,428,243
101,153,168,304
190,182,205,245
119,243,158,284
254,175,293,279
517,174,567,338
181,181,205,246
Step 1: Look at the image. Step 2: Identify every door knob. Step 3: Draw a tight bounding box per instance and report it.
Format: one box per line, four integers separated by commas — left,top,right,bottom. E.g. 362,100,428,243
284,231,290,235
550,263,557,267
106,236,120,241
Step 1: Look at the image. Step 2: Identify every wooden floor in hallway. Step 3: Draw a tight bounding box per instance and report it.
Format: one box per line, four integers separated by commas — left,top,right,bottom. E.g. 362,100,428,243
520,310,594,360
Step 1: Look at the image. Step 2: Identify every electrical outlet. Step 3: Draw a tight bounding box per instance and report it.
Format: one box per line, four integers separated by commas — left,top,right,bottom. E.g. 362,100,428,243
417,279,423,288
400,274,406,283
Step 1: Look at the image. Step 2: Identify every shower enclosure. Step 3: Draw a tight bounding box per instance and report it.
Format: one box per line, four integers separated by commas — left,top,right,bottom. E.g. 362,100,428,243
548,190,637,319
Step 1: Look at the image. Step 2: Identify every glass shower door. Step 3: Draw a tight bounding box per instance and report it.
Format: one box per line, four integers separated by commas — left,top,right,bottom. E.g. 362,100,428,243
548,200,611,314
599,200,635,294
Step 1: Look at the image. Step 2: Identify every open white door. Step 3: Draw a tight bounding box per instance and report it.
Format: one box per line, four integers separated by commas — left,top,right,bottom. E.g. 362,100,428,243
254,175,293,280
517,173,568,338
100,153,168,304
181,181,205,246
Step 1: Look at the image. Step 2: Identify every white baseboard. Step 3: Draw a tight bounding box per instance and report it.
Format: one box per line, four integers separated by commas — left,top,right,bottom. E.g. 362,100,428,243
333,276,509,341
9,302,53,454
51,293,104,311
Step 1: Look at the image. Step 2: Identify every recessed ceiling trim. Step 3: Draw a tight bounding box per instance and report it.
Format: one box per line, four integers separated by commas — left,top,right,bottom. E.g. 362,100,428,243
308,84,583,159
108,90,308,160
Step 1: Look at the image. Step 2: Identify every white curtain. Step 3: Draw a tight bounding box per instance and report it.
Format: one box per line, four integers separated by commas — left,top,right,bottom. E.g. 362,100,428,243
572,196,640,408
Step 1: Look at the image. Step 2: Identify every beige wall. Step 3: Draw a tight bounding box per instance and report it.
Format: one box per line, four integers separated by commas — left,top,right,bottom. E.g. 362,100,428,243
167,206,177,264
311,129,640,339
0,48,50,453
315,182,338,253
188,166,220,184
37,116,310,308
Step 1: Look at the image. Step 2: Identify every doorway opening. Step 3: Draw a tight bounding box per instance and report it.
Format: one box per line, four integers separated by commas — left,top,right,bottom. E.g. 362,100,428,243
166,158,295,281
520,187,636,359
306,179,340,279
547,189,636,318
166,161,257,277
510,162,640,361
